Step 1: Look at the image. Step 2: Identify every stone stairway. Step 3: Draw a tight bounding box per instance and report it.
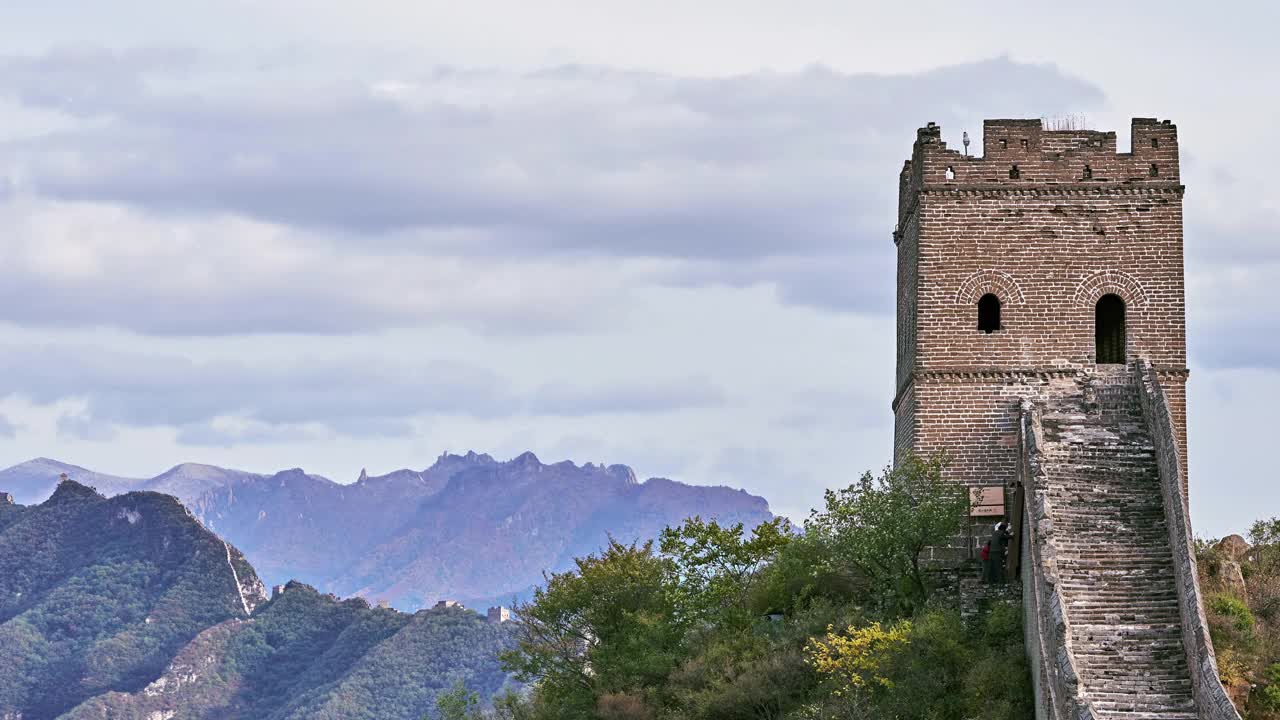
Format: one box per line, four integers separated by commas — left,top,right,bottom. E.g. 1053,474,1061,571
1038,370,1197,719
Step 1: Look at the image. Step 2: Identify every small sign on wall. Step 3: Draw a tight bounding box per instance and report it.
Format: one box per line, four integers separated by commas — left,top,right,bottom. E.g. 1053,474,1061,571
970,486,1005,517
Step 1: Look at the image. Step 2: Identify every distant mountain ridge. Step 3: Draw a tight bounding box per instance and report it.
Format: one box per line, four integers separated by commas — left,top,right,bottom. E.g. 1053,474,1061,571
0,452,774,610
0,457,263,506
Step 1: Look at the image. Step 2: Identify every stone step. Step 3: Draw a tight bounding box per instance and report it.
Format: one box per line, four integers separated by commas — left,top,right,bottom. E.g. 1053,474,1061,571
1059,581,1178,593
1033,381,1206,717
1034,382,1204,717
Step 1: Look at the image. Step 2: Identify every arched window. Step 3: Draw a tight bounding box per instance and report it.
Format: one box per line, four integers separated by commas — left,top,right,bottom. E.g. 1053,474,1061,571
977,293,1001,333
1095,294,1126,364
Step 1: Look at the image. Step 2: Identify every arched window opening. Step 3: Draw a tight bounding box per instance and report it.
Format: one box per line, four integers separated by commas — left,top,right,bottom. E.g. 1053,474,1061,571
978,293,1001,334
1095,294,1126,364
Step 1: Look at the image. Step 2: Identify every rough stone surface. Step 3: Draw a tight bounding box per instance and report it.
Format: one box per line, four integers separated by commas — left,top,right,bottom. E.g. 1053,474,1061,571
1040,370,1196,718
1216,535,1250,562
1139,362,1241,719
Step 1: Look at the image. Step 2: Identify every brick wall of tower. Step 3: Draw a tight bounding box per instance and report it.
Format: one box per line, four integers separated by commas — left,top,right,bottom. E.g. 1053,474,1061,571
911,189,1185,371
893,118,1189,502
895,211,920,393
893,382,916,465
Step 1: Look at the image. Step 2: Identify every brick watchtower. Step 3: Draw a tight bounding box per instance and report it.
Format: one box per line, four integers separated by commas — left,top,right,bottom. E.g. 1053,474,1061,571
892,119,1188,548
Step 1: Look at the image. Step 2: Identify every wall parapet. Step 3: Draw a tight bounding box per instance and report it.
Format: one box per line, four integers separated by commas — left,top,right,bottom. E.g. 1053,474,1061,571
895,118,1182,231
1018,400,1097,720
1137,360,1241,720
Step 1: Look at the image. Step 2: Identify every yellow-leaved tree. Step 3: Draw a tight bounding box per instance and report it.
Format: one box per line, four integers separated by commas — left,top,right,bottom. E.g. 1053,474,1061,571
805,620,912,697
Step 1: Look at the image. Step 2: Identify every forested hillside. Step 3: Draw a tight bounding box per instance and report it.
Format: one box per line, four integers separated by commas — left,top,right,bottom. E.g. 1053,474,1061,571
0,480,517,720
0,481,264,719
63,583,517,720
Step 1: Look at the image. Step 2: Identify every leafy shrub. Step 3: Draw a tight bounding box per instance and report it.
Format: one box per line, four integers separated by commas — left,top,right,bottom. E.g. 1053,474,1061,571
1259,663,1280,711
596,693,654,720
1211,594,1257,634
806,620,913,695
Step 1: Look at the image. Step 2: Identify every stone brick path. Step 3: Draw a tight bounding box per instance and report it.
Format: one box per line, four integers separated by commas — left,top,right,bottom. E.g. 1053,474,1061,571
1040,371,1196,719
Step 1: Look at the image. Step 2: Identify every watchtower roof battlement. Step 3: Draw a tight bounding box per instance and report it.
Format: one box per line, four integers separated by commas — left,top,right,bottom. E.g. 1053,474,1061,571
897,118,1180,230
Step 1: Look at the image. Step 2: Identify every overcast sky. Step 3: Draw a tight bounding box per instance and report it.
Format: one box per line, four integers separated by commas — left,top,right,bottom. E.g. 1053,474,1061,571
0,1,1275,536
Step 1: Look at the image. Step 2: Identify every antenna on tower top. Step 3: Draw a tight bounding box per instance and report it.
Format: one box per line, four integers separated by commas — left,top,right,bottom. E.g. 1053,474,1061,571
962,131,971,157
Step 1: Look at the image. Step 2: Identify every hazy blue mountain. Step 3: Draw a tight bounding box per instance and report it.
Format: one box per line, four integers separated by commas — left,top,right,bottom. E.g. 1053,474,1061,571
0,459,258,507
189,451,774,609
0,452,774,610
0,458,142,505
146,462,264,501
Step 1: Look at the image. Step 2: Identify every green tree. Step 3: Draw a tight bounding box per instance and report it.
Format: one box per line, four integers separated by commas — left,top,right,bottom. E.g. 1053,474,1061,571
805,453,966,612
659,516,792,627
500,539,683,715
435,679,481,720
1250,518,1280,573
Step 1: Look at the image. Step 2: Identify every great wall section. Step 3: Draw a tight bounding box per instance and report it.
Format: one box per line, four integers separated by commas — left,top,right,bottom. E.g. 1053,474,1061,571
893,119,1240,718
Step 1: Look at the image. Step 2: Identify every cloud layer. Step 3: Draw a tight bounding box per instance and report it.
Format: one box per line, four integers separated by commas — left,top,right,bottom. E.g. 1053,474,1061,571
0,344,729,444
0,52,1104,336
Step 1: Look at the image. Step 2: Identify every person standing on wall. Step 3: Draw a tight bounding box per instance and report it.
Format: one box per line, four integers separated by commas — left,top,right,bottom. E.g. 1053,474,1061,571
990,522,1012,584
980,540,996,583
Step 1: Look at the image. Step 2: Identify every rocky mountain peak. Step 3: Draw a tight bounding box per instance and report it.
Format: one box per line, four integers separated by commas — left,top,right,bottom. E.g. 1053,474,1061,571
45,477,106,505
607,464,638,485
510,451,542,470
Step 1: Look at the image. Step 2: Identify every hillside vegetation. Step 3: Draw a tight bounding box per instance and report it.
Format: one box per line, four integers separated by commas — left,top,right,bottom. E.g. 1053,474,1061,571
0,480,518,720
0,481,264,719
64,583,517,720
476,454,1033,720
1199,519,1280,718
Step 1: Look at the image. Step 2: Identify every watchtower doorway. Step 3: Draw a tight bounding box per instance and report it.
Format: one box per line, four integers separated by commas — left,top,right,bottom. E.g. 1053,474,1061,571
1095,294,1126,364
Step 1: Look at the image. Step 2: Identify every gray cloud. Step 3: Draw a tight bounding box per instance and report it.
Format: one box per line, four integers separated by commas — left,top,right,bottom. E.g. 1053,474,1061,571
174,421,324,448
0,345,513,426
0,51,1105,336
0,344,732,441
1188,261,1280,371
56,412,118,442
530,376,727,416
0,414,17,439
6,53,1097,249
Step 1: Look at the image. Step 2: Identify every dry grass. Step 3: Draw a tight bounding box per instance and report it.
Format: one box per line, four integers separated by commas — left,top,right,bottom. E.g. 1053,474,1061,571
1041,114,1090,131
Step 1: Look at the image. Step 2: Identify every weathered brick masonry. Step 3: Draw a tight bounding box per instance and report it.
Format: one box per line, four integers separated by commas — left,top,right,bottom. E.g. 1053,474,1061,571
893,118,1189,533
891,119,1240,718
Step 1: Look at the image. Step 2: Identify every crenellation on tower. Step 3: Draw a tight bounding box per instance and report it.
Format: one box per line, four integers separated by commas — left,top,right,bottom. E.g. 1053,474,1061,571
898,119,1180,224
